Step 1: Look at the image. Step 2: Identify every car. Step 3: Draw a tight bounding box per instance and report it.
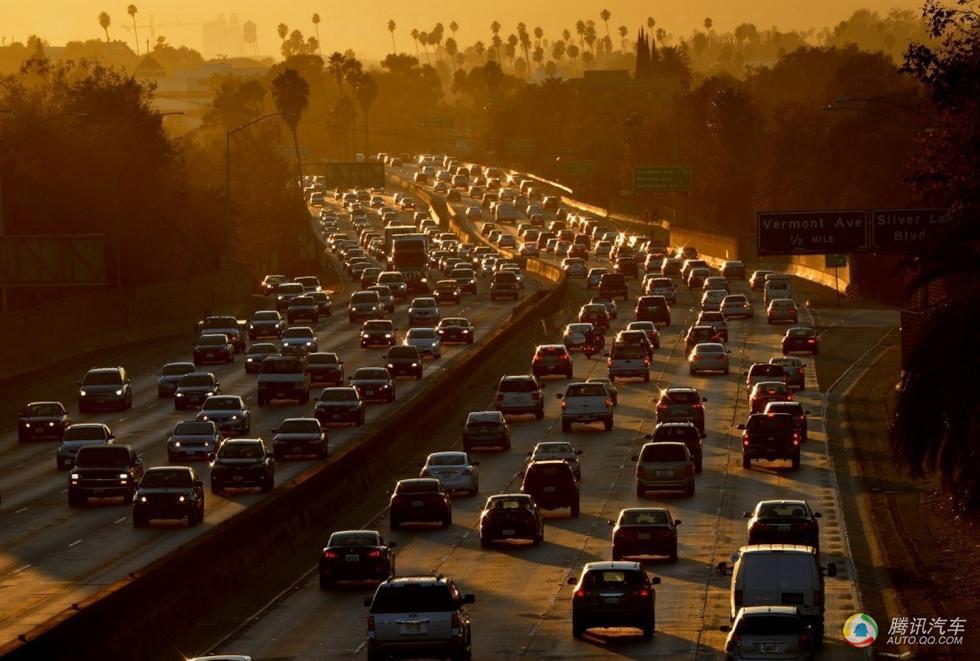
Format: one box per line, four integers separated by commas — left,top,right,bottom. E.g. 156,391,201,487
635,295,671,326
157,362,196,397
701,289,728,312
745,499,821,551
197,395,251,435
770,356,807,390
494,374,545,419
480,221,497,236
389,478,452,529
272,417,327,459
281,326,318,354
721,294,754,319
562,257,588,277
132,466,205,527
363,575,474,659
591,295,619,318
721,606,817,661
764,278,793,306
577,303,610,329
685,324,722,356
314,386,366,427
586,377,619,407
783,326,820,355
527,441,583,481
433,279,462,304
750,270,777,291
764,400,810,442
274,282,305,312
67,444,143,506
404,327,442,359
307,352,345,386
720,260,746,279
56,423,114,469
625,321,660,350
521,459,579,517
243,343,280,374
586,268,607,289
569,562,660,640
489,271,520,300
633,441,696,497
610,507,681,561
349,367,396,403
174,371,221,410
563,322,597,351
407,297,440,326
167,419,222,462
767,298,799,324
703,276,730,293
386,345,423,380
746,362,788,392
656,387,706,436
480,494,544,546
366,285,395,314
646,421,703,472
645,277,677,304
260,274,287,296
17,401,70,442
360,319,397,348
319,530,396,588
532,344,574,378
606,340,650,383
192,333,234,366
689,342,731,375
449,268,478,295
557,381,614,432
739,411,801,469
287,295,320,325
461,410,510,451
78,366,132,412
614,256,639,278
420,451,480,495
348,290,384,322
687,267,711,289
749,381,793,413
598,273,629,300
209,438,275,494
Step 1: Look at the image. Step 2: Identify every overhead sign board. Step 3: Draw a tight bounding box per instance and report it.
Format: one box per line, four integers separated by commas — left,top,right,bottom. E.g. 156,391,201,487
870,207,951,254
757,209,868,256
0,235,106,286
634,166,691,192
312,162,385,189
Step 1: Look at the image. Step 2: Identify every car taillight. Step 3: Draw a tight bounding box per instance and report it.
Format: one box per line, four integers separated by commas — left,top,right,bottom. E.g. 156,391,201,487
560,401,567,409
636,588,650,598
734,589,743,608
686,464,694,476
560,354,570,361
808,339,816,343
605,399,613,407
607,358,613,366
800,631,813,648
323,550,338,559
643,358,650,365
657,404,667,410
367,549,382,558
574,589,586,599
367,615,375,632
727,632,741,651
636,466,645,477
533,355,543,362
451,611,462,631
692,402,703,409
814,590,823,607
793,432,800,446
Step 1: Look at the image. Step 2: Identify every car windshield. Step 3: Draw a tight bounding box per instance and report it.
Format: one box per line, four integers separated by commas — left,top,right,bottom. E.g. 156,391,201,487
27,403,62,416
179,374,213,387
63,426,105,442
755,383,789,394
441,318,468,327
725,296,748,303
82,371,121,386
278,284,303,295
738,615,805,635
76,446,130,467
751,365,784,377
492,497,531,510
653,426,697,440
202,397,239,411
582,305,605,314
395,480,439,494
351,293,378,304
535,443,574,456
174,421,213,435
611,344,645,359
141,470,192,488
411,299,436,308
789,328,814,337
696,345,725,354
364,321,392,331
261,359,301,374
278,420,320,434
758,502,809,519
408,329,436,339
566,384,607,397
370,585,456,614
388,347,417,359
379,274,404,284
329,532,381,547
320,388,358,402
428,454,466,466
219,442,263,459
248,344,278,355
620,510,670,525
583,570,645,589
284,329,314,339
355,368,389,379
567,324,592,333
254,311,279,321
747,415,794,432
641,444,687,462
162,364,193,377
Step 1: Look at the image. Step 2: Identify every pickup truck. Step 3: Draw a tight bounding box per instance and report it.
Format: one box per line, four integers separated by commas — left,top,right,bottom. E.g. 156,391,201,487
738,412,800,470
196,315,245,352
68,444,144,506
556,382,614,432
257,356,311,406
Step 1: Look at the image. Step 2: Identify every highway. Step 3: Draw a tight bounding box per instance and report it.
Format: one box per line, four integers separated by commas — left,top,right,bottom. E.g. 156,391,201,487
0,188,540,645
209,170,888,659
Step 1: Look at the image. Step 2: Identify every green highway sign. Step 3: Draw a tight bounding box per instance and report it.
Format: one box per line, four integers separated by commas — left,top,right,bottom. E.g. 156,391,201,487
634,166,691,192
824,253,847,268
561,160,596,177
505,138,534,154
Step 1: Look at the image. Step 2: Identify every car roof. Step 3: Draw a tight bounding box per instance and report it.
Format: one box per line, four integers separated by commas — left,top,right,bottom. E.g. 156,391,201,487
582,561,644,572
427,451,468,461
755,499,808,508
738,544,818,556
145,465,192,475
738,605,802,617
380,575,448,587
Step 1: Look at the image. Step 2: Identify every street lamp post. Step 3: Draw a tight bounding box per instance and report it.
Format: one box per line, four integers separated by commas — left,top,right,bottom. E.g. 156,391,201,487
224,112,286,267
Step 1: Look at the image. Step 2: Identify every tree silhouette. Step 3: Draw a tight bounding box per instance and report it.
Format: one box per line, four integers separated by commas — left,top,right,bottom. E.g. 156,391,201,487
704,17,713,31
552,40,566,69
474,40,486,62
656,28,667,45
600,9,612,41
410,28,420,59
327,51,346,93
388,20,397,54
445,37,458,70
562,29,571,42
270,68,309,183
450,21,459,39
98,12,111,43
277,23,288,46
567,44,580,73
491,21,502,60
418,31,430,65
311,14,322,55
491,35,503,62
518,25,532,77
127,4,139,55
647,17,655,30
532,45,544,74
618,25,628,50
353,72,378,152
575,20,586,49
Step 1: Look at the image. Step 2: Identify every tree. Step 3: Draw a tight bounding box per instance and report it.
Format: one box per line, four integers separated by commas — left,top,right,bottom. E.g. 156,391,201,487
127,4,139,55
567,44,580,72
600,9,612,40
277,23,288,45
445,37,458,70
419,31,430,65
618,25,629,51
491,21,502,60
98,12,111,42
656,28,667,45
311,14,322,55
327,51,346,93
563,29,572,42
659,46,693,88
271,68,310,182
533,45,545,73
576,20,586,48
518,25,532,78
450,21,459,39
410,28,420,59
584,23,597,54
647,17,656,30
507,34,519,72
474,40,486,62
388,20,397,53
353,72,378,153
552,40,566,69
704,17,713,31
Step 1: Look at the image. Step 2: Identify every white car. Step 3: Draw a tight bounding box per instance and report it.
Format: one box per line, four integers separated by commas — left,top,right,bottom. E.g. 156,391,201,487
404,327,442,359
589,296,618,319
700,289,728,312
519,242,539,256
721,294,754,319
562,257,587,277
420,451,479,495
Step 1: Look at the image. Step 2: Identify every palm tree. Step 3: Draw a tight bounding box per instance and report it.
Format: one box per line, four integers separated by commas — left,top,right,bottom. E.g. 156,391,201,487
387,20,397,53
410,28,420,59
562,29,572,42
98,12,111,42
430,23,445,61
659,46,692,87
127,4,139,55
704,17,713,31
271,68,310,182
450,20,459,41
567,44,580,72
306,14,319,56
532,45,544,75
600,9,611,40
490,21,501,59
491,35,502,62
505,40,517,73
418,31,430,64
647,17,655,30
353,72,378,153
342,57,363,95
327,51,346,93
575,20,585,48
445,38,458,70
584,23,597,54
551,40,566,72
474,40,486,62
534,26,544,42
618,25,628,51
655,28,667,45
277,23,289,50
518,25,531,77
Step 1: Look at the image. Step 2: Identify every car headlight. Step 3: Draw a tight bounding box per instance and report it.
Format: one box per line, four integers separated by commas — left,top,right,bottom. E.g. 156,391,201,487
247,358,253,362
206,391,214,396
385,334,393,338
139,495,148,502
115,389,123,396
49,421,55,426
178,496,186,503
176,393,184,397
174,441,182,447
79,389,87,396
362,333,369,338
231,415,239,420
119,473,129,479
24,422,31,428
371,306,378,311
70,473,79,480
201,415,209,421
411,363,418,367
306,341,313,346
387,363,395,368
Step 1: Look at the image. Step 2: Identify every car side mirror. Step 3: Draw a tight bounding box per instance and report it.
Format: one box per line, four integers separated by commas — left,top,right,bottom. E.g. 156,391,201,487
736,424,746,430
207,452,216,461
720,625,732,633
555,393,563,400
108,433,116,440
825,563,838,578
702,397,708,402
813,512,822,518
566,576,577,585
194,479,203,488
363,597,373,607
630,455,638,462
650,577,661,585
272,428,279,433
743,512,752,518
388,541,397,549
644,433,653,440
135,455,143,464
471,461,480,466
463,594,476,604
674,520,682,526
347,376,353,381
715,561,730,577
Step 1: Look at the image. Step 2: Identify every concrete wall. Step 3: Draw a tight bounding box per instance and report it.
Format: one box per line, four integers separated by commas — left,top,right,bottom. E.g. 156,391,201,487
0,267,254,381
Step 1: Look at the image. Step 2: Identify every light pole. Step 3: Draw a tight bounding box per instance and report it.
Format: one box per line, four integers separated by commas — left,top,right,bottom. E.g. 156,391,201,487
225,112,286,266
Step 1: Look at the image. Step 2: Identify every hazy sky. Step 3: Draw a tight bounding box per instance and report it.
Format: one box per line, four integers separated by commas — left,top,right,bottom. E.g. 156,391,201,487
3,0,924,60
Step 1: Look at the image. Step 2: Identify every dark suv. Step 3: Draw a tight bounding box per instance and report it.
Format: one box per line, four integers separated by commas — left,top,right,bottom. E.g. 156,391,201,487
521,460,580,517
635,295,671,326
480,494,543,546
738,412,800,470
745,499,821,551
655,387,707,436
490,271,520,301
598,273,629,301
18,401,70,442
463,410,511,451
132,466,204,527
78,367,133,413
386,345,423,380
389,478,453,529
646,422,703,472
68,444,144,506
569,562,661,639
209,438,276,494
531,344,573,379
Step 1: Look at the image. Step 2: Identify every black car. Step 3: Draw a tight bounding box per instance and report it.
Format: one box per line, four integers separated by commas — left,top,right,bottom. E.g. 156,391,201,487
433,280,462,304
531,344,574,378
307,352,345,386
598,273,629,301
287,295,320,324
314,387,366,427
685,325,722,356
521,460,579,517
132,466,205,527
695,310,730,342
319,529,396,588
655,388,707,436
386,345,423,380
745,499,821,551
248,310,286,340
645,422,703,472
480,494,544,546
361,319,397,348
18,401,70,442
614,256,639,278
311,291,333,317
436,317,475,344
782,326,821,355
389,478,452,530
244,343,280,374
764,400,810,442
569,562,660,640
192,333,234,365
209,438,275,494
272,417,327,459
610,507,681,561
174,372,221,410
157,362,196,397
167,420,222,462
68,444,144,506
78,366,133,413
463,411,511,451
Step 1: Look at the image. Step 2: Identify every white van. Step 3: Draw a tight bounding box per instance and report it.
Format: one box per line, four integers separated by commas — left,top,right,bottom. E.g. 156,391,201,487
763,278,792,306
716,544,836,647
494,202,517,222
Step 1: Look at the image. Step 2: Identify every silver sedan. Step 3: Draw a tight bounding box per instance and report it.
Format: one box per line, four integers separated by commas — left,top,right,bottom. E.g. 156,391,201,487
688,342,730,375
419,451,479,496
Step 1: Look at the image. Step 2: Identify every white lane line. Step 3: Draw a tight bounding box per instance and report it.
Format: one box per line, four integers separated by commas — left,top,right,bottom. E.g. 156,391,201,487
13,564,31,573
15,507,28,514
68,538,82,547
114,516,127,524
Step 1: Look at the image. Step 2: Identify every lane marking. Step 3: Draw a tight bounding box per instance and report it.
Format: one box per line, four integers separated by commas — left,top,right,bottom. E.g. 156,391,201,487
13,564,31,574
114,517,127,524
68,539,82,547
15,507,28,514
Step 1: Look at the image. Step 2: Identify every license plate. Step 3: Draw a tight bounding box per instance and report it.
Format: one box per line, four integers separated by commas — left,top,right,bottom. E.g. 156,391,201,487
656,470,673,477
292,447,302,454
412,500,424,507
331,414,342,420
345,554,360,562
206,353,214,358
92,488,105,495
761,643,780,653
365,389,374,396
638,533,651,540
603,597,622,605
774,524,791,532
502,529,515,536
399,622,426,635
543,486,556,493
233,475,243,481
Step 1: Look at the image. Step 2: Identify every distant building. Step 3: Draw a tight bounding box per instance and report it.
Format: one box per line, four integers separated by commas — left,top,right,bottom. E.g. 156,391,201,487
203,14,243,59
